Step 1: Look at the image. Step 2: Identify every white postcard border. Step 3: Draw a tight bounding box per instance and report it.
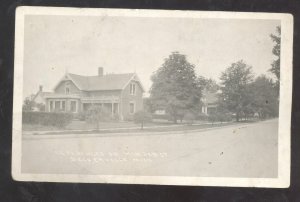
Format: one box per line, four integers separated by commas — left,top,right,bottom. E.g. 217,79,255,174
12,6,293,188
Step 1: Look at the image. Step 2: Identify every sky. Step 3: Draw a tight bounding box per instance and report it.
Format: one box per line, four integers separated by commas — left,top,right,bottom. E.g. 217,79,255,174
23,15,280,98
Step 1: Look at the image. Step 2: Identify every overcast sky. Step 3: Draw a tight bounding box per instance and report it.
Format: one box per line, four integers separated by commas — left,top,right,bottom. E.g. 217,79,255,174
23,15,280,98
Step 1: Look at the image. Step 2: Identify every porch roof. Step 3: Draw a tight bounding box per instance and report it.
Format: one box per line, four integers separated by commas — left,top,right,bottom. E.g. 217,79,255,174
44,94,120,103
44,94,81,99
81,96,120,103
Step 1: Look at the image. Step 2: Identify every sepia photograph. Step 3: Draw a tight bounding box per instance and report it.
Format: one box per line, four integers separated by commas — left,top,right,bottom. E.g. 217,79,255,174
12,7,293,187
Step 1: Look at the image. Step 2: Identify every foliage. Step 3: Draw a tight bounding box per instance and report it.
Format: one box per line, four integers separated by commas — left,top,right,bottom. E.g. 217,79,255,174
196,112,209,121
183,111,197,124
133,111,152,129
270,26,281,81
143,97,155,113
85,105,112,129
22,111,73,128
219,60,254,122
208,110,232,124
150,52,203,123
152,113,171,120
249,75,279,119
216,107,233,122
22,97,35,111
198,77,220,93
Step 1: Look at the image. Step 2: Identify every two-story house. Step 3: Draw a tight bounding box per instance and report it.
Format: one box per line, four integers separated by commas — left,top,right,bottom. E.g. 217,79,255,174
42,67,144,120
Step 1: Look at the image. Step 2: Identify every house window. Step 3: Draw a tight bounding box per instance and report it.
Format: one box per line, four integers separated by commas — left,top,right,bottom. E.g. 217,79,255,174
55,101,60,111
130,83,136,95
61,101,66,111
129,102,135,114
65,81,70,94
49,101,53,111
70,101,77,112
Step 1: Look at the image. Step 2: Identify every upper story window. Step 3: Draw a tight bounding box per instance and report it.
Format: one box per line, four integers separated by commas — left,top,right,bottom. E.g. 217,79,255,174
130,83,136,95
65,81,70,94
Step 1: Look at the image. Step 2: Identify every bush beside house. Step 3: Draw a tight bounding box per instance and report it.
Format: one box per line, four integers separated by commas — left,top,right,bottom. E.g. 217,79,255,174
22,111,73,128
85,106,112,129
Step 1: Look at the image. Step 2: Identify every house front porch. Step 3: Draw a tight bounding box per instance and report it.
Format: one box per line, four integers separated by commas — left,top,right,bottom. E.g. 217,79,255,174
45,94,121,117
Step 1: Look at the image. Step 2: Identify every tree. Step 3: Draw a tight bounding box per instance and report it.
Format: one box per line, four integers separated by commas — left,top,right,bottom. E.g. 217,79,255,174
22,97,35,111
199,77,219,93
249,75,279,119
85,105,112,129
133,110,152,129
150,52,203,123
270,26,281,96
143,97,155,113
270,26,281,81
219,60,254,122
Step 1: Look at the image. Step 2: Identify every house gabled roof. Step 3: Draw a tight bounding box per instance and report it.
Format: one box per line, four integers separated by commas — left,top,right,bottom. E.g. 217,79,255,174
54,72,145,92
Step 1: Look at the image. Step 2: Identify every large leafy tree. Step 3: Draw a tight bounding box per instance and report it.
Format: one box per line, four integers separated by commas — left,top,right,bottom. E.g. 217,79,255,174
150,52,202,123
249,75,279,118
270,26,281,81
219,60,254,122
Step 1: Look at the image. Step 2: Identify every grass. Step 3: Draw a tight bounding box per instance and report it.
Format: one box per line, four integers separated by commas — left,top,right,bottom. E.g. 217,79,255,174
25,121,242,136
23,120,177,131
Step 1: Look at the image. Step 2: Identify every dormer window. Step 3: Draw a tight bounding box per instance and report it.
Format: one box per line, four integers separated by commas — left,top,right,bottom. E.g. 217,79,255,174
66,87,70,94
130,83,136,95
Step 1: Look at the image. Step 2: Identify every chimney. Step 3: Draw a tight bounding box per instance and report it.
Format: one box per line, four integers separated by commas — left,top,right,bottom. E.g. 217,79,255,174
98,67,103,76
39,85,43,92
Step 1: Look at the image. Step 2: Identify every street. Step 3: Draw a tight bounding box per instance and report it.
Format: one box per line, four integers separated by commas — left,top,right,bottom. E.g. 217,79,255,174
21,119,278,178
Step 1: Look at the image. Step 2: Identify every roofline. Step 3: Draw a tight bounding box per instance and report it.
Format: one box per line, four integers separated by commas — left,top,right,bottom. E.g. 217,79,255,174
32,90,40,101
53,73,83,91
122,73,145,92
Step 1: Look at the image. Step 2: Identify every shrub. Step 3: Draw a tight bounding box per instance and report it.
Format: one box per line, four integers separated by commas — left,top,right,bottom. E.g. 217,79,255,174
184,112,197,124
208,113,218,124
152,113,170,120
133,111,152,129
196,112,209,121
124,114,134,122
85,106,112,129
22,111,73,128
208,111,232,124
77,112,87,121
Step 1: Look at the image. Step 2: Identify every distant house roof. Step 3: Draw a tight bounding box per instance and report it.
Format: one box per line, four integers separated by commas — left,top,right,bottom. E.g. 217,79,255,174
32,91,53,101
206,92,218,104
55,73,144,92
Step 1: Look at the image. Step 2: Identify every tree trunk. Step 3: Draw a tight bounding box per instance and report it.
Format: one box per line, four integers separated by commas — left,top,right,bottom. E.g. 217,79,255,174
236,112,239,122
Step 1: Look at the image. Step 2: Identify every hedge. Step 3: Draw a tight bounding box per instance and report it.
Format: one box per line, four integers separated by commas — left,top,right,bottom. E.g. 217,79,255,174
22,111,73,128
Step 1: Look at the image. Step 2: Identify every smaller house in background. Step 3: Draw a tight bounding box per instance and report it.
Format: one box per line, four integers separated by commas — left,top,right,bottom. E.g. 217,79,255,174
32,85,52,111
152,90,219,116
201,89,219,115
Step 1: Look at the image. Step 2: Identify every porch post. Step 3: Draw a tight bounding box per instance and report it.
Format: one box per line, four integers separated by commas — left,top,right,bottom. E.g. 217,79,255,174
111,102,114,116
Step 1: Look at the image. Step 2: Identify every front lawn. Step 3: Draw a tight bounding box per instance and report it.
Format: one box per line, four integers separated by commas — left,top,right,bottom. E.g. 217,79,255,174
23,121,245,136
23,119,177,131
